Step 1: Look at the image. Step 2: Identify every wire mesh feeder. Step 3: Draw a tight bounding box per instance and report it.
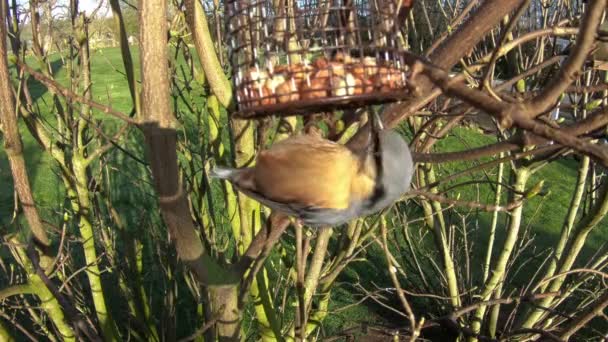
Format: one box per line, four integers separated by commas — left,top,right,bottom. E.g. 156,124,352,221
226,0,413,118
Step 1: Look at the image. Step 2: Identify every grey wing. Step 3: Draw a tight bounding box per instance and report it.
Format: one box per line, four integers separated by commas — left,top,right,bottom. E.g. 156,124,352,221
236,186,361,228
297,205,361,227
212,166,364,227
231,185,300,216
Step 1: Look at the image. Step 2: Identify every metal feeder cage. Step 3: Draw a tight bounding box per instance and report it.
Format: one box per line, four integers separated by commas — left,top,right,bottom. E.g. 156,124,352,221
226,0,412,118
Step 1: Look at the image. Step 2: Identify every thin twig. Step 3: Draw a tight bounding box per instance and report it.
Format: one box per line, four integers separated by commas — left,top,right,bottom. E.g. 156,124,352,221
17,61,138,125
380,217,417,340
533,268,608,292
410,190,523,212
176,318,218,342
526,0,607,116
26,243,102,342
295,221,306,342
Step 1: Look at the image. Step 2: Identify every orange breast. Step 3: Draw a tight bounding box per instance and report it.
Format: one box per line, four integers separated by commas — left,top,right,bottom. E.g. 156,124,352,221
253,135,370,209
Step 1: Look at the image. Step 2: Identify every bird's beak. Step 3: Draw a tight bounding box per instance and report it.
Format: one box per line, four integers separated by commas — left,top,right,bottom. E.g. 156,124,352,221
371,108,384,133
365,109,384,159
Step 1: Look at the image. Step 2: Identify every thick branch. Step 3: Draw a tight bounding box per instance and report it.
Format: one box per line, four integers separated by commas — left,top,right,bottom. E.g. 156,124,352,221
410,54,608,166
0,0,50,249
0,284,34,300
26,244,102,341
349,0,527,149
184,0,233,108
235,212,291,278
414,104,608,164
139,0,233,285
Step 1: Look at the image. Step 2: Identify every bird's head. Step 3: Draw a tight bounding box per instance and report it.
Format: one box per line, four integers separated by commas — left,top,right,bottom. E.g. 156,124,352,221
362,111,414,214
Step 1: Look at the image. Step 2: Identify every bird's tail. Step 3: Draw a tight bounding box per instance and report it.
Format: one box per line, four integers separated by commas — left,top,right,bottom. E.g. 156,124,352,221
209,166,239,180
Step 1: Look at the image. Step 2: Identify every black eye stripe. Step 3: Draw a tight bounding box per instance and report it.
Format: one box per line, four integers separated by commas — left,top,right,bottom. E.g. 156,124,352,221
373,133,383,178
368,184,386,204
369,132,385,203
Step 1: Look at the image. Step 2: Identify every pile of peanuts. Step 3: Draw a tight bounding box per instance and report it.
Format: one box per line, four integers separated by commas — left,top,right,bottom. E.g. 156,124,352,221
237,53,406,107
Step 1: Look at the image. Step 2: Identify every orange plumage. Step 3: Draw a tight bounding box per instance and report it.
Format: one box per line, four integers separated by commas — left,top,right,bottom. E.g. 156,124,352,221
228,134,376,210
211,112,413,227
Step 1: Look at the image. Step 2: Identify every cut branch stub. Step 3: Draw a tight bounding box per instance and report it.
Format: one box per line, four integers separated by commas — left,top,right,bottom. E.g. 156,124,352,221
225,0,415,118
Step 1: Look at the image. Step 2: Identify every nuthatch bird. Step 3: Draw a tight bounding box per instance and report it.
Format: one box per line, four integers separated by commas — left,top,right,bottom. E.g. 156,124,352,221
211,113,414,227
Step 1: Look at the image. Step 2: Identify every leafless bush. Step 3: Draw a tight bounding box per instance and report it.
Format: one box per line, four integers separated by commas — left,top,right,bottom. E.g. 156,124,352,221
0,0,607,341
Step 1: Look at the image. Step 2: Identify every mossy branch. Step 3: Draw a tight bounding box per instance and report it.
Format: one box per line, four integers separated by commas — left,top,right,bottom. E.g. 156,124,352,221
139,0,236,285
0,0,51,251
184,0,233,108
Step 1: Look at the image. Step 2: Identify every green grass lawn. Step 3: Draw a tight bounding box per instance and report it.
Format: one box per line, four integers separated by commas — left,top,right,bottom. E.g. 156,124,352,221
1,47,142,230
1,46,607,338
433,126,607,255
428,126,607,293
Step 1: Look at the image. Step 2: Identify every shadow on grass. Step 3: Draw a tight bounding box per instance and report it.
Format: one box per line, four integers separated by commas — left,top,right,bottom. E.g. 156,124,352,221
25,57,65,103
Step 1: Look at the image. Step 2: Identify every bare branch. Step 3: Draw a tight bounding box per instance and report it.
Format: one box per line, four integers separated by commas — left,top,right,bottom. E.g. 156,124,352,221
183,0,233,108
0,284,34,300
409,54,608,166
26,243,102,341
17,61,138,125
526,0,607,117
380,217,417,339
559,290,608,340
139,0,232,285
0,0,50,250
236,212,291,301
533,268,608,292
348,0,528,149
409,190,523,212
